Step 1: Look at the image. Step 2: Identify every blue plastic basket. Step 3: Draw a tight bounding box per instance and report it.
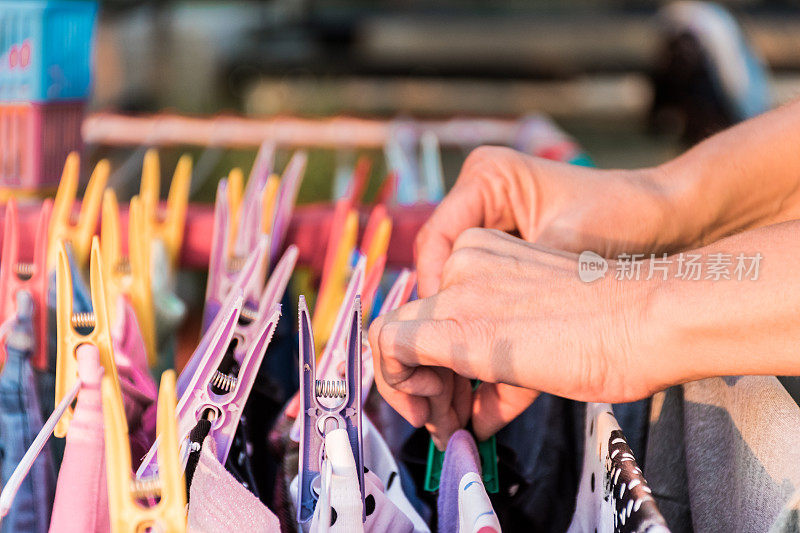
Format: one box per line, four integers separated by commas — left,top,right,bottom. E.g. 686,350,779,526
0,1,97,102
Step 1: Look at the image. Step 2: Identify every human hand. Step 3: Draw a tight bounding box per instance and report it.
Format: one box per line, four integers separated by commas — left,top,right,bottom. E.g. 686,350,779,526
371,228,672,445
414,145,677,299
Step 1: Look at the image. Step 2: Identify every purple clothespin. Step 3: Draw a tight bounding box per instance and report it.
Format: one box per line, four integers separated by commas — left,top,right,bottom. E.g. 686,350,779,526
203,179,270,332
290,256,365,442
235,141,275,257
270,151,306,266
297,295,364,524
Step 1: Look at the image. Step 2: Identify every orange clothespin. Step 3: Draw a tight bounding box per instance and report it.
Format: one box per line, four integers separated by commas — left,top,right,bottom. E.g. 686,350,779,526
0,198,51,370
48,153,109,270
139,149,192,268
100,190,156,367
103,369,186,533
54,237,121,438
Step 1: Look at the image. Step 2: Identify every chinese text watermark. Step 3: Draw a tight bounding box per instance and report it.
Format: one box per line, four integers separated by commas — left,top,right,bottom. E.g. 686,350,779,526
578,252,762,283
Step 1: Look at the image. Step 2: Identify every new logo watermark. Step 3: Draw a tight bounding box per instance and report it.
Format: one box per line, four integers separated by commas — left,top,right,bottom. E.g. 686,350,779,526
577,251,762,283
577,251,608,282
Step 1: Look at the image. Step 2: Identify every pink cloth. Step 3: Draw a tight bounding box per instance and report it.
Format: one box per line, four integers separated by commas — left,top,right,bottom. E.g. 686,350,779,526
49,300,158,532
49,345,109,533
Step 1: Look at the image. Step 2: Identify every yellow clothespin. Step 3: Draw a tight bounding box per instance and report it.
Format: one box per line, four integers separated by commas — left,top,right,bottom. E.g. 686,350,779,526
261,174,281,235
103,369,186,533
226,167,244,253
364,216,392,275
48,153,109,270
101,191,156,367
139,149,192,268
312,209,358,352
54,237,122,438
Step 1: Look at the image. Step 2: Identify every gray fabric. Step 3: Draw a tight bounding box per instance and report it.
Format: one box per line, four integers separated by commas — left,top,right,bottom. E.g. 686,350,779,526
646,377,800,533
644,388,692,533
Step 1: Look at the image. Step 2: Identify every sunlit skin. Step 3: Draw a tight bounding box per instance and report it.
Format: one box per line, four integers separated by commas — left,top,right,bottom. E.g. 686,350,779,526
369,98,800,449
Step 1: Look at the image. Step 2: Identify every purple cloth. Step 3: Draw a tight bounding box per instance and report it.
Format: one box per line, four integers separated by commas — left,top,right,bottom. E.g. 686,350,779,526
113,300,158,463
437,430,481,533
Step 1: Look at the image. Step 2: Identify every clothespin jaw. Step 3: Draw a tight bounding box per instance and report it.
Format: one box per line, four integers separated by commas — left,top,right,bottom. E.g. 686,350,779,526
297,295,364,524
312,208,359,352
103,369,186,533
0,198,51,370
48,153,109,270
140,149,192,267
101,190,157,367
270,151,307,263
203,180,269,332
54,237,121,438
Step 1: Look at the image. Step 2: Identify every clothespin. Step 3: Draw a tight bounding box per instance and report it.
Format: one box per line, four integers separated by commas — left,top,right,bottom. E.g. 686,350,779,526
424,383,499,494
297,295,365,523
103,369,186,533
261,174,280,235
138,292,280,478
101,191,156,367
203,178,270,332
269,151,307,264
178,238,296,400
0,198,51,370
290,257,366,442
238,141,276,252
140,240,292,477
360,205,392,318
139,148,192,268
48,152,109,269
420,131,445,203
54,237,122,438
312,206,358,350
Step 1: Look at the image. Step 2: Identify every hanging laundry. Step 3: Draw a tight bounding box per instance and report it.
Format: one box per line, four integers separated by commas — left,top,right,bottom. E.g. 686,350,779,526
646,378,800,533
437,430,501,533
49,344,109,533
568,403,668,533
187,435,280,533
0,292,55,533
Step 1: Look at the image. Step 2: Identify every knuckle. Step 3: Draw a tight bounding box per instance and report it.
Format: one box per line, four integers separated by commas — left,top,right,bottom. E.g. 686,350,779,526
452,227,489,251
441,248,478,286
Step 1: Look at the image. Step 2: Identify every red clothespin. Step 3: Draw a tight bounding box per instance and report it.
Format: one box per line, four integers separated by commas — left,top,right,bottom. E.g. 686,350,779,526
0,198,51,370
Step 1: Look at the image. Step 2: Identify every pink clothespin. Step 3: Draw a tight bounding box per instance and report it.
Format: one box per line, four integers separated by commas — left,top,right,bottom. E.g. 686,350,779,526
0,199,51,370
140,240,296,478
203,179,269,332
297,294,364,524
234,141,275,257
269,151,306,265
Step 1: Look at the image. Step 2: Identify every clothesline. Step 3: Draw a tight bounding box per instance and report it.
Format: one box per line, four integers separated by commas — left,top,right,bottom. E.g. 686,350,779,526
82,113,527,149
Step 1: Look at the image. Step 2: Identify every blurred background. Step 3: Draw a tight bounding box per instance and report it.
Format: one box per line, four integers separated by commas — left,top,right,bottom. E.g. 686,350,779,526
90,0,800,173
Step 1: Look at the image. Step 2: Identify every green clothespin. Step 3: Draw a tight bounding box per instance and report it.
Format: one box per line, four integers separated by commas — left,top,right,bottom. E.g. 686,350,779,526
423,381,499,493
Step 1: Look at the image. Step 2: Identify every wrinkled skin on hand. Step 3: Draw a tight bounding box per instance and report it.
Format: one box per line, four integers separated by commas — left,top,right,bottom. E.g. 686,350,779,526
371,146,674,448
